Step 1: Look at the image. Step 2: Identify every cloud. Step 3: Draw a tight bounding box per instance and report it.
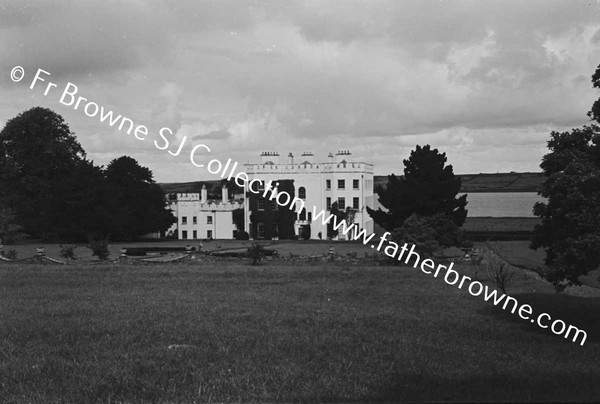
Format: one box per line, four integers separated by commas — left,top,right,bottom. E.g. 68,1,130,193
2,0,600,181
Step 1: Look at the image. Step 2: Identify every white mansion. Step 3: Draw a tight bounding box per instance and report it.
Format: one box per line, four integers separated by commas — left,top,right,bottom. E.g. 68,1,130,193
163,184,243,240
163,150,374,240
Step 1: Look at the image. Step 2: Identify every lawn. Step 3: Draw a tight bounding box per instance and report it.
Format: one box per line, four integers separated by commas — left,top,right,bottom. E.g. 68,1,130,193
2,239,374,263
488,240,600,290
1,260,599,402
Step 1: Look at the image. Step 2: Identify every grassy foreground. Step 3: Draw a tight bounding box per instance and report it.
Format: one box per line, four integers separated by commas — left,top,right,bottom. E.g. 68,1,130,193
1,262,599,403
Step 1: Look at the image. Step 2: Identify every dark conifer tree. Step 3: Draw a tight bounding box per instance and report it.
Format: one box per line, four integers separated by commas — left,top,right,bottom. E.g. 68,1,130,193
367,145,467,232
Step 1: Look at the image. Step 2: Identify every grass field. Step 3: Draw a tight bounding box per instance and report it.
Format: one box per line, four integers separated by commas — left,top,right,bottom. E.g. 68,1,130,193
488,240,600,290
1,259,599,402
2,239,375,263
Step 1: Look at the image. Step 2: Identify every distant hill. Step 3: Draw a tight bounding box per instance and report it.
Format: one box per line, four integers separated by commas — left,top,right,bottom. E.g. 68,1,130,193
374,172,544,193
162,172,545,194
159,181,215,194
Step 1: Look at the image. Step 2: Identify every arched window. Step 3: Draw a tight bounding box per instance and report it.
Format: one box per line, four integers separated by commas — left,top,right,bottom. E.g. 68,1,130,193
298,186,306,199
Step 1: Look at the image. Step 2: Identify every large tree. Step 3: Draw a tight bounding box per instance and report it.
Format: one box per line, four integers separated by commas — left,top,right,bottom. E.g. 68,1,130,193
532,63,600,291
531,126,600,291
0,205,25,244
104,156,176,240
51,159,117,241
0,107,86,239
367,145,468,233
588,64,600,123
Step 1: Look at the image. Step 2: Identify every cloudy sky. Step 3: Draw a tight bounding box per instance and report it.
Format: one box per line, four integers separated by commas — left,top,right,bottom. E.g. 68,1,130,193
2,0,600,182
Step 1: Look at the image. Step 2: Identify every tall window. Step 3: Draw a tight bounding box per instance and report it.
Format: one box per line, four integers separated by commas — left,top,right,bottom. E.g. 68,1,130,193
307,212,312,222
353,179,360,189
207,215,213,224
258,199,265,210
193,216,197,224
353,197,360,209
326,197,332,210
207,230,213,239
257,223,265,238
299,208,306,221
181,216,187,225
193,230,197,239
270,200,278,210
298,186,306,199
181,230,188,239
338,197,346,210
338,179,345,189
326,179,331,190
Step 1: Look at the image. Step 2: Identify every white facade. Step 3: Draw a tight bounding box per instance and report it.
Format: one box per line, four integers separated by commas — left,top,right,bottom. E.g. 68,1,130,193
165,185,243,240
244,150,374,240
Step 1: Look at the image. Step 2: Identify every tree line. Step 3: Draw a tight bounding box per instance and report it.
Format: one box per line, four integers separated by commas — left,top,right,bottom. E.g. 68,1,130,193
0,107,175,244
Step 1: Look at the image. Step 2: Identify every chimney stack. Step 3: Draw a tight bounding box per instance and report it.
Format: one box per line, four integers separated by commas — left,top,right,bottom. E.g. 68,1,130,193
261,151,280,164
288,152,294,165
301,151,314,164
335,149,351,163
222,184,228,204
201,184,207,203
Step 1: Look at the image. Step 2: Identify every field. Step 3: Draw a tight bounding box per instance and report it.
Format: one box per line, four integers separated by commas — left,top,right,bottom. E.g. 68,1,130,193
1,255,600,402
373,172,544,193
487,240,600,290
1,239,375,263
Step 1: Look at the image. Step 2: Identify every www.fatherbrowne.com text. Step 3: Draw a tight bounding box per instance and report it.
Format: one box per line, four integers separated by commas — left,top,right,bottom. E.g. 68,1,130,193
311,209,588,346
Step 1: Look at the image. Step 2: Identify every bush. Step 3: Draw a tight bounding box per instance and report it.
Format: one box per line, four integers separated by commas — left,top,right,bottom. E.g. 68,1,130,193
392,215,440,258
391,213,464,257
300,225,311,240
247,242,266,265
5,249,17,259
490,262,516,294
88,239,110,261
480,246,516,293
235,231,250,240
59,244,78,262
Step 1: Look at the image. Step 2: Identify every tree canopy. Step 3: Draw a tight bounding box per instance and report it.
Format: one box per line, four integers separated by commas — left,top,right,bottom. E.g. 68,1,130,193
367,145,467,234
531,128,600,291
104,156,176,240
531,66,600,291
588,64,600,123
532,63,600,291
0,107,175,241
0,107,86,238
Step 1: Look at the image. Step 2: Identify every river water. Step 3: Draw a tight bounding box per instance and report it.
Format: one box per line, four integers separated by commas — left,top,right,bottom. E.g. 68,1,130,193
465,192,545,217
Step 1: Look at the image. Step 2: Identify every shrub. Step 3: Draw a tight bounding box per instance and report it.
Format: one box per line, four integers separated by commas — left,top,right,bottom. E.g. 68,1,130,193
59,244,78,262
5,249,17,259
489,262,516,294
88,239,110,261
480,246,516,293
247,242,266,265
235,231,250,240
300,225,311,240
